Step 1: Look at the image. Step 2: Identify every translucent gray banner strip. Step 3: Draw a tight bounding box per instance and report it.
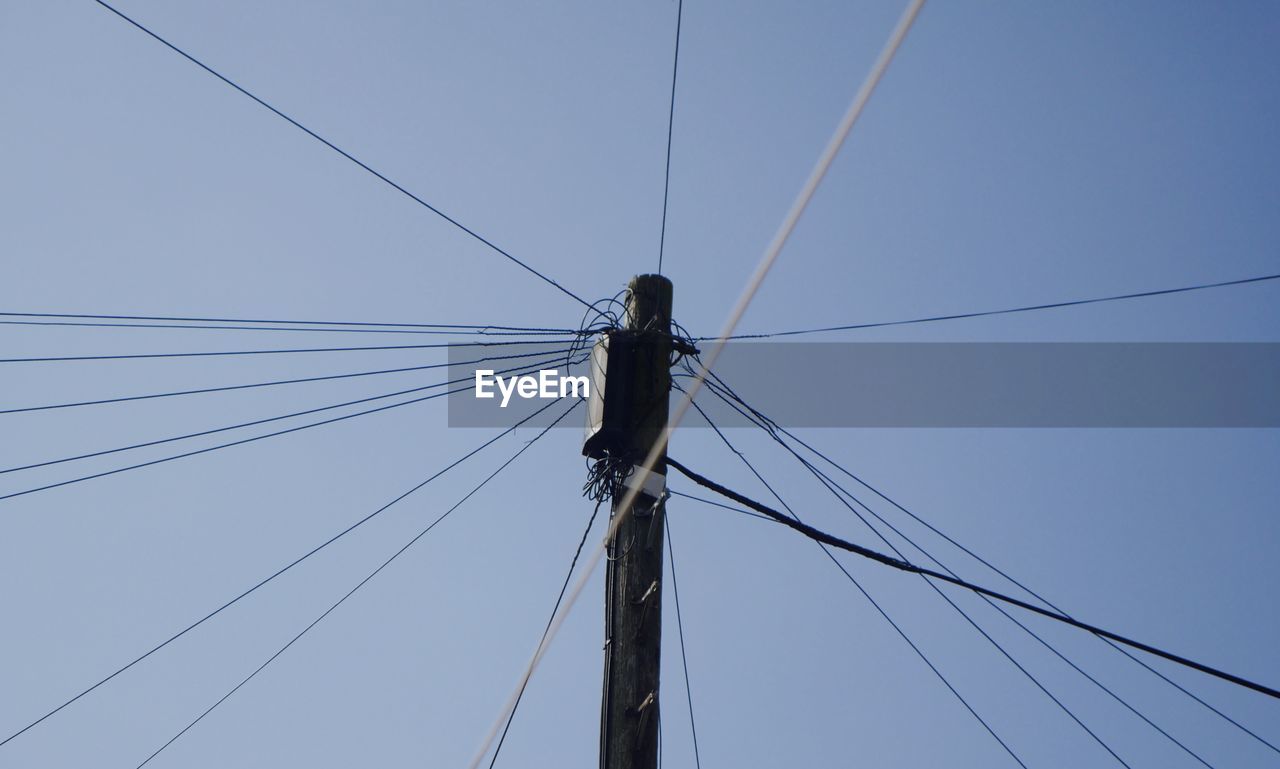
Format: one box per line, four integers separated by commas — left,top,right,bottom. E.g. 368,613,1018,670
448,343,1280,428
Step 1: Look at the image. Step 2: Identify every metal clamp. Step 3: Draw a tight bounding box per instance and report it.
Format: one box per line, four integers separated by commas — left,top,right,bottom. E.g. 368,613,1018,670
633,690,657,748
633,579,659,637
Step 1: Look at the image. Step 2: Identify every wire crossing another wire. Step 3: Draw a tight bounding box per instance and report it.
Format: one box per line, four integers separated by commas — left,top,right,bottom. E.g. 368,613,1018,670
486,499,606,769
665,456,1280,702
695,365,1278,757
131,400,582,768
0,399,564,750
671,385,1028,767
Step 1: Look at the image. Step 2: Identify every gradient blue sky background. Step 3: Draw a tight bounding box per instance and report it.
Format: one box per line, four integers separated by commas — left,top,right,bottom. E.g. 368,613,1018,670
2,1,1278,767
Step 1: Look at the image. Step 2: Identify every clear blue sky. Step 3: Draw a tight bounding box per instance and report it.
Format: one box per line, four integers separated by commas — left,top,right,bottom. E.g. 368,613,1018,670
1,1,1278,767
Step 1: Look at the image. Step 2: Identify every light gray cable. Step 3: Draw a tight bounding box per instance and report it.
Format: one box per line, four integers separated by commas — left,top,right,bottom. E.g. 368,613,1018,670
466,2,928,764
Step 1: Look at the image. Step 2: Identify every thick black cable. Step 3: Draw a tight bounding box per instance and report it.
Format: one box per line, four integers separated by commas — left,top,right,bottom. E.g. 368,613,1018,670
701,370,1279,755
0,337,578,364
678,473,1226,766
802,447,1204,765
825,548,1030,767
791,442,1279,754
672,392,1028,767
677,390,1029,766
1102,643,1280,755
782,449,1133,767
915,565,1133,766
655,0,683,275
705,273,1280,339
0,310,577,333
487,498,605,768
92,0,594,312
0,348,562,416
681,398,1210,764
667,456,1280,702
0,351,572,478
966,586,1215,767
698,376,1210,766
0,397,560,749
664,516,702,769
0,354,578,503
703,368,1061,608
133,399,581,768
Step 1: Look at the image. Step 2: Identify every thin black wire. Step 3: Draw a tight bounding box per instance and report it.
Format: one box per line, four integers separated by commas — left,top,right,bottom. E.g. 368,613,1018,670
677,487,1220,767
0,310,578,333
0,312,576,332
702,368,1059,607
0,337,579,364
682,338,1270,753
697,377,1212,766
701,370,1280,754
703,273,1280,339
804,454,1208,766
687,397,1124,764
0,398,561,749
792,439,1280,755
0,347,562,416
573,290,627,339
0,355,578,504
132,399,581,768
0,352,572,479
656,0,684,275
487,498,605,768
664,515,702,769
672,386,1028,767
969,590,1215,767
92,0,594,312
823,544,1030,767
793,461,1136,766
666,454,1280,703
0,319,575,336
1102,645,1280,754
669,489,773,524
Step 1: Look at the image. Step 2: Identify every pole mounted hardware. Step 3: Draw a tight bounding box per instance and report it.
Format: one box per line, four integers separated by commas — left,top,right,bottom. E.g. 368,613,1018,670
598,275,673,769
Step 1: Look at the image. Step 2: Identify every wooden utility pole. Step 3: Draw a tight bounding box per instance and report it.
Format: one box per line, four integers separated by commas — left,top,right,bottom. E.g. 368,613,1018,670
599,274,672,769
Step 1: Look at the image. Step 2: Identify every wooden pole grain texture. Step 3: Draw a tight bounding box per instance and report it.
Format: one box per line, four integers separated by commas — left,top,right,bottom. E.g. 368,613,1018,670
600,274,672,769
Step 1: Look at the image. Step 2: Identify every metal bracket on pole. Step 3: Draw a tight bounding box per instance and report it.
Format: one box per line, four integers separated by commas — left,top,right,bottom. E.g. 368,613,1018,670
644,496,665,552
633,580,660,638
633,690,657,748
